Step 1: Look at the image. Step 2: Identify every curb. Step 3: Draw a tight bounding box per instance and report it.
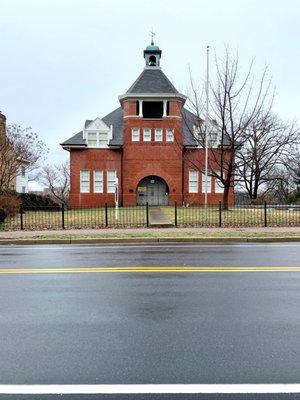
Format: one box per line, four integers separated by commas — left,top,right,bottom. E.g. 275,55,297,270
0,237,300,245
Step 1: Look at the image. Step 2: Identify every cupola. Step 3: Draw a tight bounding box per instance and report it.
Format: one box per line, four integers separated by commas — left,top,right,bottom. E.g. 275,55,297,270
143,39,162,67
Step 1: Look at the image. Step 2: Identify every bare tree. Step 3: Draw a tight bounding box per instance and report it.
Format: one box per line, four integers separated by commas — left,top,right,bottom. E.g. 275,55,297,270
0,123,47,191
184,49,273,209
41,161,70,205
236,111,299,201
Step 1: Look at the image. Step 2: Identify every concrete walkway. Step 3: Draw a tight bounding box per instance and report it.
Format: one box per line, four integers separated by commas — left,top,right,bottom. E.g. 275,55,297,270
149,207,172,227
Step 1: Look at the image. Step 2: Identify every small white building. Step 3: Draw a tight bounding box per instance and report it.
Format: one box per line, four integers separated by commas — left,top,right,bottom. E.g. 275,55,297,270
15,163,29,193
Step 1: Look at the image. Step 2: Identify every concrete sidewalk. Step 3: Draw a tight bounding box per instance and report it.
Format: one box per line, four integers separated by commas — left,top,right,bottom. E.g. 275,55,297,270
0,226,300,244
149,207,172,227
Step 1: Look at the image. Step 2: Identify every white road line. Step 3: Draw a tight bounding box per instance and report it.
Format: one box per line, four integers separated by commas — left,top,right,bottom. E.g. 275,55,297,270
0,384,300,394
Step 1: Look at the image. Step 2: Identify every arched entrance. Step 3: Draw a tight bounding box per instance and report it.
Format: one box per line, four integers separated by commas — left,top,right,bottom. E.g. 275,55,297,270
137,176,169,206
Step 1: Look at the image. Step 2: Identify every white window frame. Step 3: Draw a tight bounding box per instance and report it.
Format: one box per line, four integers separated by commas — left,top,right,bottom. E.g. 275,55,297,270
189,170,198,193
87,132,98,147
215,171,224,193
143,128,151,142
93,170,103,193
107,170,117,194
155,128,163,142
80,170,90,193
85,128,110,148
98,132,108,147
132,128,140,142
201,173,211,194
166,129,174,142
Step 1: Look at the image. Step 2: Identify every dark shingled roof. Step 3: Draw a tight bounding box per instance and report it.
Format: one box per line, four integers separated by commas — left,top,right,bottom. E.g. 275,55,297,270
60,107,123,147
103,107,123,146
61,107,228,149
182,108,200,147
84,120,93,128
182,109,231,147
126,68,179,94
60,130,86,147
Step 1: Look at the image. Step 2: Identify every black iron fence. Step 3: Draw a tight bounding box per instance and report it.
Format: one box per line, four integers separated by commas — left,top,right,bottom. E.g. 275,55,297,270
1,202,299,231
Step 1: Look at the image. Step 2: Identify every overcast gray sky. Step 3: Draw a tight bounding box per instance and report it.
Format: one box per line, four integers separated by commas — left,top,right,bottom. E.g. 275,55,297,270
1,0,300,174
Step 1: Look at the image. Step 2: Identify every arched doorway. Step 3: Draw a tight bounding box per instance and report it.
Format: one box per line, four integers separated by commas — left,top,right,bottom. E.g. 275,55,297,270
137,176,169,206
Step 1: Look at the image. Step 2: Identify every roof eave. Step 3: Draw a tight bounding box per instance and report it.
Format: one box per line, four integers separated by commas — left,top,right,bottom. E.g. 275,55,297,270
118,93,187,104
108,143,123,148
60,144,87,150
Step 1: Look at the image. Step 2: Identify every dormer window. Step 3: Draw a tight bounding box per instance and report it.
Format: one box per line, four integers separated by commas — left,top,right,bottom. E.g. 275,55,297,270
84,117,111,148
87,131,109,147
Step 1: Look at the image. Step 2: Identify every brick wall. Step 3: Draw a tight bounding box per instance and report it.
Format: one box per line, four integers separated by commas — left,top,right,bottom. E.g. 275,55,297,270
122,100,183,205
183,148,234,205
69,148,122,207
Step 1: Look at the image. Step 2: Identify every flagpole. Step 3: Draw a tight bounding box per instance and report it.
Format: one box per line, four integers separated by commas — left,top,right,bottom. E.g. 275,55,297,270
204,45,209,221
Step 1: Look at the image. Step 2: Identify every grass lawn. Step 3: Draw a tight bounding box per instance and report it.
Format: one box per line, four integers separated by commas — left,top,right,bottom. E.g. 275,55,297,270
1,205,299,231
162,206,300,227
1,206,147,231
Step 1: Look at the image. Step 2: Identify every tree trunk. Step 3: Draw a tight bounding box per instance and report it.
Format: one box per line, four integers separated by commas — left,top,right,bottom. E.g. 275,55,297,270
222,184,230,210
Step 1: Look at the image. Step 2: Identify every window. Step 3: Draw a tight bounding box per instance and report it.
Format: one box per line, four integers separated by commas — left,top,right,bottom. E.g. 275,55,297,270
132,128,140,142
94,170,103,193
209,131,218,148
142,101,163,118
202,173,211,193
80,170,90,193
107,170,117,193
155,128,162,142
87,132,97,147
87,131,108,147
143,128,151,142
166,129,174,142
193,125,202,142
21,165,26,177
189,170,198,193
215,172,224,193
22,186,26,193
98,133,107,147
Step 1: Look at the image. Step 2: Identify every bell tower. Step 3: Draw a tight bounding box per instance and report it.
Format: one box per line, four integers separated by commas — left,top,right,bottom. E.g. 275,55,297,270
143,37,162,67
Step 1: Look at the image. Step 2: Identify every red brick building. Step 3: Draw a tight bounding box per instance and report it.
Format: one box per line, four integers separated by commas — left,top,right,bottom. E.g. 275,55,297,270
61,42,234,207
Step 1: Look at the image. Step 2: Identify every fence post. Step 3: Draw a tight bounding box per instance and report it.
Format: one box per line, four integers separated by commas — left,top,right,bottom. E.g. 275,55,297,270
146,202,149,227
20,204,24,231
105,203,108,227
61,204,65,229
218,201,222,228
174,202,178,227
264,201,267,227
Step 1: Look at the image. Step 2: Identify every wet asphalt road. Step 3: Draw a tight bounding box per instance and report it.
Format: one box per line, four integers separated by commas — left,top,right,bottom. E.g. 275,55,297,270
0,243,300,399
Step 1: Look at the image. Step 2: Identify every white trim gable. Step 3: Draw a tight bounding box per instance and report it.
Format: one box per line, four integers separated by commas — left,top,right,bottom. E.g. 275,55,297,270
85,117,109,131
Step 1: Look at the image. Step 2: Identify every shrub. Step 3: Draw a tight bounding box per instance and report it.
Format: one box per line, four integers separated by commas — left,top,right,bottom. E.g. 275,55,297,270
0,193,20,216
0,208,7,223
18,193,60,210
287,190,300,204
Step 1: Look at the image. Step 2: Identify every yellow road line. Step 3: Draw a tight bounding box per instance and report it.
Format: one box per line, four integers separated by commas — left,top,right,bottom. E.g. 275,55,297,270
0,266,300,274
